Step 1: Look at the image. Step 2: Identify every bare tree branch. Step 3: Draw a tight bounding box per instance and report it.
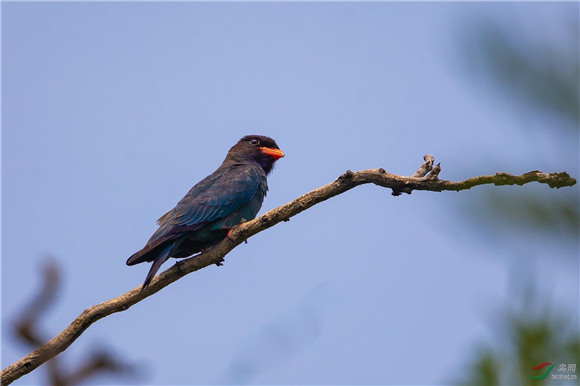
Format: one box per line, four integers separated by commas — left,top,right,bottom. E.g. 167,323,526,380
14,261,64,386
10,260,135,386
1,157,576,386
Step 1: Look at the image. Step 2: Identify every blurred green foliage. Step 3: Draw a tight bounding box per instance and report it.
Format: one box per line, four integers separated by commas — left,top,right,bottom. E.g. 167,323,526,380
459,14,579,241
473,22,579,127
455,9,579,386
456,281,579,385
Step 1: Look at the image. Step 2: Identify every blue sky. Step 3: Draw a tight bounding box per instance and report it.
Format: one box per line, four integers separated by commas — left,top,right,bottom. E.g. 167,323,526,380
2,2,578,385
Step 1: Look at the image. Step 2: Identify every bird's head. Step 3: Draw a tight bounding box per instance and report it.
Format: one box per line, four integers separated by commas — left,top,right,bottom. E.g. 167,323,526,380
227,135,284,174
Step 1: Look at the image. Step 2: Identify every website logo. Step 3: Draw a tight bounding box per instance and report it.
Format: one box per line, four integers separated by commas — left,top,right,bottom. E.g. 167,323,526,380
526,363,556,380
526,363,577,381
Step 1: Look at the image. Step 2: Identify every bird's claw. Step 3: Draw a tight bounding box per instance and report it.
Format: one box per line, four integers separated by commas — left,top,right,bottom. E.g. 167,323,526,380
226,226,237,240
215,259,225,267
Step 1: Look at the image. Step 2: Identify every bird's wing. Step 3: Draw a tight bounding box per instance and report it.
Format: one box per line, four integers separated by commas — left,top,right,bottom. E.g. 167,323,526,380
149,163,266,243
156,209,172,225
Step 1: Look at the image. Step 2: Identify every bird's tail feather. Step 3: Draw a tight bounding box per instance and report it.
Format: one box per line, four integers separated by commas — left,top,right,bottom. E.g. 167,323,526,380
141,242,174,291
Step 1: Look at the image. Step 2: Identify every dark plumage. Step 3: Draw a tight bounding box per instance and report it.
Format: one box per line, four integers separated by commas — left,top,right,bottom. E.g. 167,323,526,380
127,135,284,290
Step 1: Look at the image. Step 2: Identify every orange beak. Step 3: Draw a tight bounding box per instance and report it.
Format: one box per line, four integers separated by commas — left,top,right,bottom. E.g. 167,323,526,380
259,147,285,160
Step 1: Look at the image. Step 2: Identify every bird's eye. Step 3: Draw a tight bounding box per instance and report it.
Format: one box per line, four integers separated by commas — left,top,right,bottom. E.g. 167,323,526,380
249,138,260,145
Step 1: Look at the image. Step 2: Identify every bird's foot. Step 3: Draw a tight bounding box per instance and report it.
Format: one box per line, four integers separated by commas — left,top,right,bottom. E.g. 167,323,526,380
216,258,225,267
226,226,237,240
225,219,248,240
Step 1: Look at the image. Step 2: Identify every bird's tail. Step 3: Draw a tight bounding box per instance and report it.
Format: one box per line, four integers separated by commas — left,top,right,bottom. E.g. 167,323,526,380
141,242,174,291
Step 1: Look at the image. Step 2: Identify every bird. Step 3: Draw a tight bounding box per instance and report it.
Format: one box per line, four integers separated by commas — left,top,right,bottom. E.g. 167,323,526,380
127,135,284,290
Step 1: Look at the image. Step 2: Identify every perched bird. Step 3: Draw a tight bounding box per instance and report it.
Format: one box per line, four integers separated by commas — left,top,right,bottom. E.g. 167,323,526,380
127,135,284,290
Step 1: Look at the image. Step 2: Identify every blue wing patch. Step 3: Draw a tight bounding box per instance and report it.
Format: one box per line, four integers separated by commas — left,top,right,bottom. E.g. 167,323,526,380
148,164,267,244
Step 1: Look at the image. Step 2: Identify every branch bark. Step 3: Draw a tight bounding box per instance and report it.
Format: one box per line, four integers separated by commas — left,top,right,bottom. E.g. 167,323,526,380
12,260,135,386
2,157,576,386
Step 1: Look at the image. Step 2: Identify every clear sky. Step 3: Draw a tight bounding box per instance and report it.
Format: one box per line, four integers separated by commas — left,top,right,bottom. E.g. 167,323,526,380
2,2,578,385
